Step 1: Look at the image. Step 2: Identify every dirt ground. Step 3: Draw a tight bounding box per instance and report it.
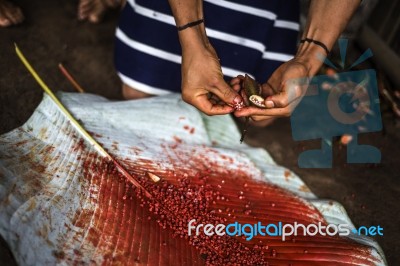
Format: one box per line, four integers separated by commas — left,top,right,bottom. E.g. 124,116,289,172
0,0,399,265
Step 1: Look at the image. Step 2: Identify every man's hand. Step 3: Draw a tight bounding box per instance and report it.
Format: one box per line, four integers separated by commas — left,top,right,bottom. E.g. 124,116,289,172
232,0,360,122
233,58,311,121
181,42,242,115
167,0,359,117
167,0,243,116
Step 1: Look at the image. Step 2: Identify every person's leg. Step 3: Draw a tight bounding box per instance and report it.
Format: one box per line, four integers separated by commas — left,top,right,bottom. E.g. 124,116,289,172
114,1,180,100
0,0,24,27
77,0,125,23
122,83,152,100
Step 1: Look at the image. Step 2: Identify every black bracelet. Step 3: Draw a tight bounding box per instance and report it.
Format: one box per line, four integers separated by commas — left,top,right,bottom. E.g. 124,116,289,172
300,38,330,55
177,18,204,31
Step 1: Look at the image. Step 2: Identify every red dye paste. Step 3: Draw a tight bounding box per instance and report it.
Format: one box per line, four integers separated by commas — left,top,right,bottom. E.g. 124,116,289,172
183,125,196,134
66,140,377,265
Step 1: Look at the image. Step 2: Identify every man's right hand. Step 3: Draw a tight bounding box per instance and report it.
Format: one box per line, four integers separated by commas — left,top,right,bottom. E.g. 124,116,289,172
168,0,243,115
180,41,243,115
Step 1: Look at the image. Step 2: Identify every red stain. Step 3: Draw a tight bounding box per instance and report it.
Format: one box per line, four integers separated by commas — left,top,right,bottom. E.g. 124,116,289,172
111,141,119,151
14,139,30,147
130,146,143,156
72,139,86,152
170,136,184,149
183,125,196,134
173,136,183,144
284,170,291,182
87,131,103,138
284,170,291,178
64,142,376,265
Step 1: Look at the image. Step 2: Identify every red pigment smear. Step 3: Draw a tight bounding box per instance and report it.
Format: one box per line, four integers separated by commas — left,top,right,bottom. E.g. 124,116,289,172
173,136,182,144
111,141,119,151
130,146,143,156
65,141,377,265
183,125,196,134
72,138,86,152
67,154,201,265
170,136,183,149
7,140,56,203
87,131,103,138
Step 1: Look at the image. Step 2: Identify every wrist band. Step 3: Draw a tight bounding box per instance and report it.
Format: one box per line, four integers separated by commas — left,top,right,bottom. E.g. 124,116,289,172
300,38,330,55
177,18,204,31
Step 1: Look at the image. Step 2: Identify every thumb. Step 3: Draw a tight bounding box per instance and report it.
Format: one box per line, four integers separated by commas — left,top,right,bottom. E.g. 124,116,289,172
210,79,243,109
265,78,307,108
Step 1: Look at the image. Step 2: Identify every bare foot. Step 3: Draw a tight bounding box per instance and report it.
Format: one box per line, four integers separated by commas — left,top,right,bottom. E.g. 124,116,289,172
122,83,152,100
0,0,24,27
77,0,124,24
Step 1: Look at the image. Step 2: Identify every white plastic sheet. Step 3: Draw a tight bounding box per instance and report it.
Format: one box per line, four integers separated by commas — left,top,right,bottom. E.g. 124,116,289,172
0,93,386,265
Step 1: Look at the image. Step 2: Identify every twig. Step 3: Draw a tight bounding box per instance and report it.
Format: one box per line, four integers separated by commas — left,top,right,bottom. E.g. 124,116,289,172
240,117,249,143
58,63,85,93
15,43,153,198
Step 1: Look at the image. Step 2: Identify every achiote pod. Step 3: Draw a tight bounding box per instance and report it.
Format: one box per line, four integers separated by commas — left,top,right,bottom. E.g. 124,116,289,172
242,74,267,108
239,74,268,143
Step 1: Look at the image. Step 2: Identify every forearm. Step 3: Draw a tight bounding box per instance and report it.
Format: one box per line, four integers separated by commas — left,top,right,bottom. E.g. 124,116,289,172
166,0,241,114
168,0,203,26
297,0,360,75
168,0,207,51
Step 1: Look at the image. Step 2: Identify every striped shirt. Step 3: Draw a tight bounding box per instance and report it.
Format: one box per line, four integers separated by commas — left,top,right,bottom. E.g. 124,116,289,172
115,0,300,95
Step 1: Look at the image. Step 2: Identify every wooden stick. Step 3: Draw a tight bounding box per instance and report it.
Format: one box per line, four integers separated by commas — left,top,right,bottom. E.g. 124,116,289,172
240,117,249,143
58,63,86,93
15,43,153,198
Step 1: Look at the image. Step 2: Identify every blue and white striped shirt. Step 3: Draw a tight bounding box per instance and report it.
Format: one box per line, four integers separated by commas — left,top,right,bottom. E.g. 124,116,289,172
115,0,300,95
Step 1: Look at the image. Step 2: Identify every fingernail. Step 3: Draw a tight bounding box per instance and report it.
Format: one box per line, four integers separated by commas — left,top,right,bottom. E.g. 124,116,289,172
233,95,242,104
231,96,244,110
266,101,274,108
